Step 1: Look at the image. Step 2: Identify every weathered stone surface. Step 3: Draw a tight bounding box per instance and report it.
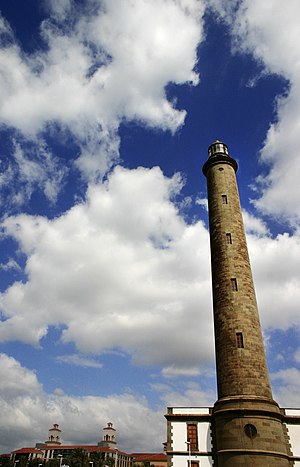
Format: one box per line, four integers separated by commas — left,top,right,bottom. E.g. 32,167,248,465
203,142,294,466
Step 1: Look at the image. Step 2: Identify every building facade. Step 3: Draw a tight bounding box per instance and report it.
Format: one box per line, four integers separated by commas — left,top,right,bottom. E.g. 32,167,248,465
166,406,300,467
6,422,166,467
166,141,300,466
166,408,213,467
9,423,132,467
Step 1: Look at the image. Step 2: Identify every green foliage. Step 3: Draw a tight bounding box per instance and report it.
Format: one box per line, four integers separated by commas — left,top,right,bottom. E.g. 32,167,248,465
88,452,114,467
47,460,60,467
15,457,27,467
0,457,13,467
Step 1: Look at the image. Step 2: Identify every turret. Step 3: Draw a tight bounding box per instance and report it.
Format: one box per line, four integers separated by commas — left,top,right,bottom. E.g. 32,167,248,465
98,422,117,449
45,424,61,446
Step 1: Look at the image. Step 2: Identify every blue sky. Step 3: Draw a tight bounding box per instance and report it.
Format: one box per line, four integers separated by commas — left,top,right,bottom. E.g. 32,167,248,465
1,0,300,455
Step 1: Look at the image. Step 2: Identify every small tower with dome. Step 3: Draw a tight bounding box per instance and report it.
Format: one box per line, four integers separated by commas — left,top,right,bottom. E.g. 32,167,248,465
45,424,61,446
98,422,117,449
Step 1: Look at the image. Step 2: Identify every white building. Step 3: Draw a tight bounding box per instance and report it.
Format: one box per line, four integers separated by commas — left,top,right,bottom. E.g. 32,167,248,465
166,406,300,466
285,409,300,466
165,407,213,467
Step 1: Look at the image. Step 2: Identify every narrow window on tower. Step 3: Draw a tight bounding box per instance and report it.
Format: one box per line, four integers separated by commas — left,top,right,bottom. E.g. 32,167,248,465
231,278,238,291
226,233,232,244
221,194,228,204
236,332,244,348
187,423,198,451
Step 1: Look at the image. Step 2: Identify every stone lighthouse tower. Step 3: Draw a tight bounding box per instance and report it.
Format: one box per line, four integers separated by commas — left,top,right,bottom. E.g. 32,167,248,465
202,140,293,466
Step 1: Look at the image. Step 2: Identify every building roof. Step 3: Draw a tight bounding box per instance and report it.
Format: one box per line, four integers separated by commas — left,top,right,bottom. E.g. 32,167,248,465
13,448,44,454
131,453,167,462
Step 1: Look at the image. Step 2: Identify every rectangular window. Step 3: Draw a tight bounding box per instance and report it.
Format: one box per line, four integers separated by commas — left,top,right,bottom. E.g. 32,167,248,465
236,332,244,348
191,462,199,467
221,194,228,204
231,278,238,291
226,233,232,244
187,423,198,451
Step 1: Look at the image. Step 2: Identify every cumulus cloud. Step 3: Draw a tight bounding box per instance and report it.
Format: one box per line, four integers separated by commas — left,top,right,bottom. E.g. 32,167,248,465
0,0,204,188
0,166,213,370
0,353,165,453
0,353,42,399
247,230,300,329
208,0,300,225
242,209,269,236
2,166,300,372
151,380,215,407
0,138,66,207
272,367,300,407
0,353,215,454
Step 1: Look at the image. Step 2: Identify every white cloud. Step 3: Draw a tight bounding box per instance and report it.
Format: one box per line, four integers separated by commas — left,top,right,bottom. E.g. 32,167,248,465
0,353,42,399
217,0,300,224
247,230,300,329
0,259,21,272
152,380,215,407
56,354,103,368
272,367,300,407
44,0,73,21
208,0,300,225
195,197,208,211
294,348,300,365
2,167,300,372
242,209,269,236
0,0,205,185
12,139,66,205
162,365,201,378
0,136,66,211
0,353,165,453
0,166,213,370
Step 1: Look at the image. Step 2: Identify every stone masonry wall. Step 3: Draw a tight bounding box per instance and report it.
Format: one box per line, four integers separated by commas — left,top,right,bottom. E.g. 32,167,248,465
206,160,272,399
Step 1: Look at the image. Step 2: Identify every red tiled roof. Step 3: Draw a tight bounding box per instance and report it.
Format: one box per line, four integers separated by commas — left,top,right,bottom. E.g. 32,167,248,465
13,448,44,454
44,446,98,451
131,453,167,462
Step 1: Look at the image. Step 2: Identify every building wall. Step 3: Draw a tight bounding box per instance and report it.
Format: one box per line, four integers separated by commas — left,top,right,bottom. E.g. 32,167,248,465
171,409,210,416
287,424,300,457
166,406,300,466
285,408,300,460
172,456,213,467
166,408,213,467
171,422,212,454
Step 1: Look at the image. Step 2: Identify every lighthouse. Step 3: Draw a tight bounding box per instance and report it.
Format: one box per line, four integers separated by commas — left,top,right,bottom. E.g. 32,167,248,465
165,141,300,467
202,140,293,466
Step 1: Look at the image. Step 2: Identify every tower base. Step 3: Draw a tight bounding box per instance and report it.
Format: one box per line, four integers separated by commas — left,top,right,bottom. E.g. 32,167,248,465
212,396,294,466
